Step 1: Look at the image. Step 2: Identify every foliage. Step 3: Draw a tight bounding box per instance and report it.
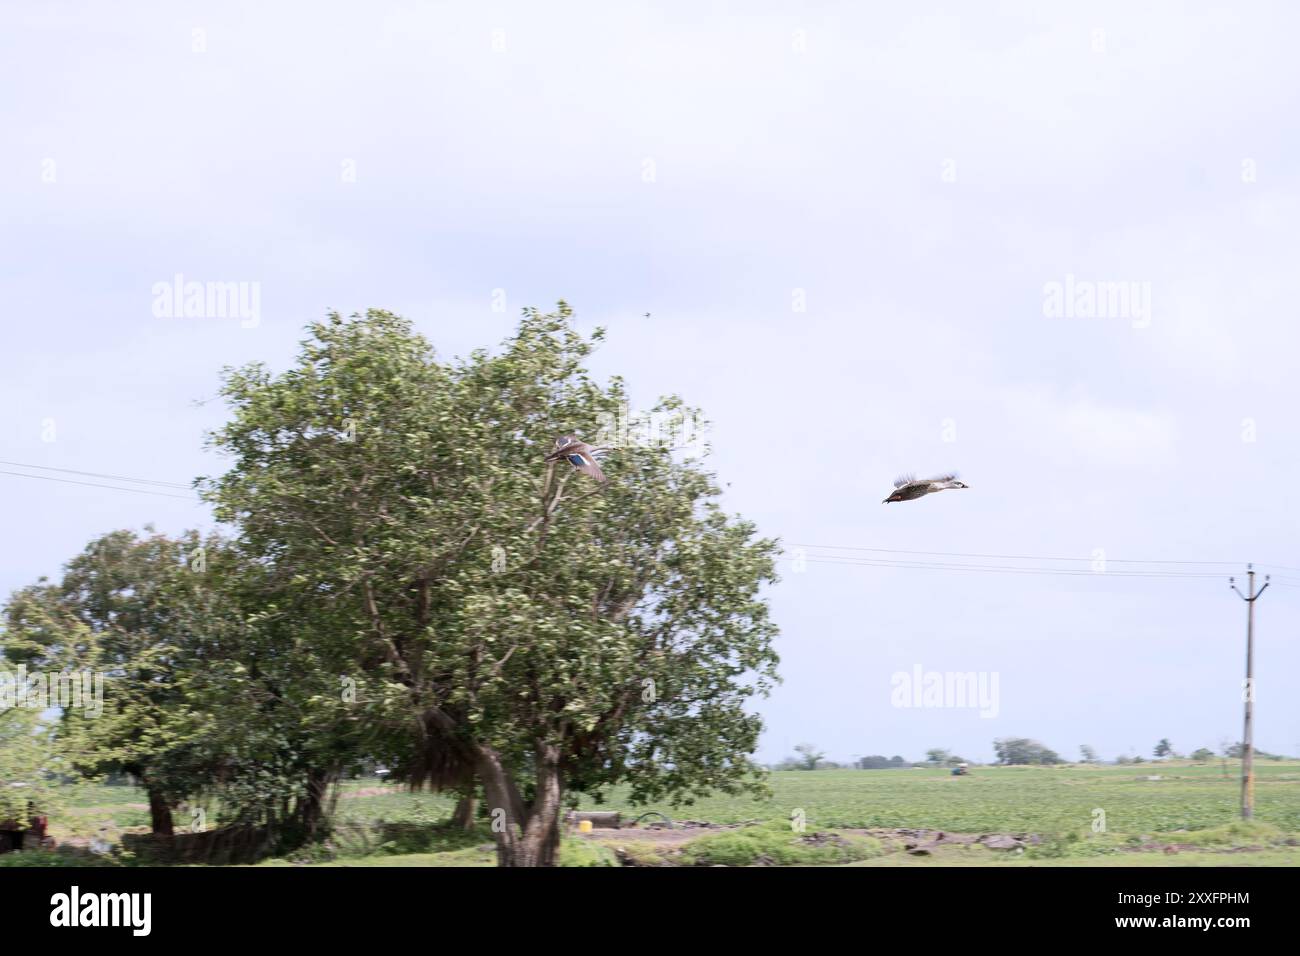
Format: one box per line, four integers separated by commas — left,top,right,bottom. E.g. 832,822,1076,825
1,527,369,846
678,820,882,866
778,743,824,771
1172,820,1286,847
993,737,1062,766
855,755,910,770
555,837,620,867
1,529,224,819
0,707,62,827
201,305,781,864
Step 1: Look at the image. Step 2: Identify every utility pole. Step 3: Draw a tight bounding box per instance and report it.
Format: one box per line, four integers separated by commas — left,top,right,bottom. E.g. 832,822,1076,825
1229,566,1270,820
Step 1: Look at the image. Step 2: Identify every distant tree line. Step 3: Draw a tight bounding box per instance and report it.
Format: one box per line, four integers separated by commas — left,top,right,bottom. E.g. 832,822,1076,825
771,736,1295,772
770,744,915,771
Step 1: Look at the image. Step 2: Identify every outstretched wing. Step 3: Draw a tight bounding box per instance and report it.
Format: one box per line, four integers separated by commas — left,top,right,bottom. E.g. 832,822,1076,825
567,451,607,482
929,473,959,483
893,473,916,488
549,439,608,482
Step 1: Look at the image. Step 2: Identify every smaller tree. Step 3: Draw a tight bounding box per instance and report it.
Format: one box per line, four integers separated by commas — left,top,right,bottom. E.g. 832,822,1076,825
856,755,893,770
1079,744,1097,763
1154,739,1173,759
993,737,1062,766
792,743,825,771
925,748,951,766
1190,748,1214,762
0,708,62,833
2,528,218,835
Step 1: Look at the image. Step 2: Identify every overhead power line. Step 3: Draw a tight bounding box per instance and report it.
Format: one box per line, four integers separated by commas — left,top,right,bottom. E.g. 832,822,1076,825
0,469,198,501
787,542,1241,567
0,458,1296,583
787,543,1298,579
798,555,1230,580
0,459,192,490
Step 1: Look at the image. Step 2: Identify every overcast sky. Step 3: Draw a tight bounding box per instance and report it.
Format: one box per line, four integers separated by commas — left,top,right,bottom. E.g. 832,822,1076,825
3,1,1298,765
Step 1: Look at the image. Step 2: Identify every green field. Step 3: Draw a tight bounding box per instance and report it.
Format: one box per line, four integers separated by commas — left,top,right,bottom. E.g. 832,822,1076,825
9,761,1299,867
574,762,1300,834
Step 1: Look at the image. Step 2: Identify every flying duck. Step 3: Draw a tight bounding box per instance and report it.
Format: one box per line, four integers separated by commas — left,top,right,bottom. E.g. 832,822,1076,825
883,474,969,503
545,435,608,483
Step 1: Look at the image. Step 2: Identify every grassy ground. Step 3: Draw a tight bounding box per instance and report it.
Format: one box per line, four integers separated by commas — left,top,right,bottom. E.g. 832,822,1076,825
845,845,1300,867
572,761,1300,833
7,761,1298,867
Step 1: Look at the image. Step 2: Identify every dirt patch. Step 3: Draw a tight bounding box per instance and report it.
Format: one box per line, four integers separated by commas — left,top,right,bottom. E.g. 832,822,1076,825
576,818,758,843
579,827,699,848
64,804,148,814
341,787,400,799
800,831,852,848
841,827,1036,847
578,822,1042,861
1123,841,1266,855
579,819,1287,865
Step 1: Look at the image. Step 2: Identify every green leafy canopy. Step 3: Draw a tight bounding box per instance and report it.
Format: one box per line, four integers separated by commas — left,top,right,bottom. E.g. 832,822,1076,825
203,303,782,807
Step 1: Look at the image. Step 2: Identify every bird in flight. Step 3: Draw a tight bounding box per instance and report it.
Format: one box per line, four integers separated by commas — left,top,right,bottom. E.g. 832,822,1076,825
546,435,608,483
882,473,969,503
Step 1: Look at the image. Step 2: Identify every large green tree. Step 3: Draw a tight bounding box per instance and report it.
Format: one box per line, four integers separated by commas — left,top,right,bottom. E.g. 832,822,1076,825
204,304,780,866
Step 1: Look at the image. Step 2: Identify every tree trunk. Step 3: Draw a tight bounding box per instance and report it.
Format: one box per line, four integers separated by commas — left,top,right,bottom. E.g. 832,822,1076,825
476,746,522,865
475,743,564,867
146,787,174,836
521,743,564,867
450,791,477,830
296,767,340,840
